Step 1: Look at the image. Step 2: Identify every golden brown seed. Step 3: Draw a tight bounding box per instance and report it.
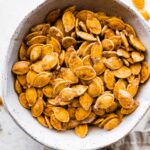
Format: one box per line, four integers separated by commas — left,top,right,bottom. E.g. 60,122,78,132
90,42,103,59
109,36,122,49
82,55,92,66
88,77,103,98
44,116,53,128
48,26,64,42
50,114,62,131
102,51,117,57
53,80,71,96
52,107,70,122
130,63,141,75
79,21,88,32
93,60,106,75
104,28,115,39
131,51,144,63
46,9,61,23
37,115,48,128
60,68,78,83
62,11,75,32
30,45,42,62
25,31,42,42
25,87,37,106
75,107,91,121
102,39,114,51
104,69,115,90
33,72,52,88
95,93,114,109
75,66,96,80
59,88,76,102
68,53,83,71
76,10,95,21
79,93,93,111
26,71,38,87
42,52,58,71
120,32,129,48
31,97,44,117
114,66,131,78
66,120,80,129
72,85,88,97
27,35,47,46
62,36,76,49
75,124,88,138
121,101,139,115
81,112,96,124
44,105,53,117
93,118,104,125
104,57,123,70
41,44,54,58
93,106,105,116
31,23,47,32
107,17,125,30
37,88,43,98
129,35,146,52
68,107,76,119
27,44,43,57
99,113,118,128
19,93,30,109
43,85,53,98
125,24,136,36
76,31,97,41
104,118,120,130
106,102,118,113
37,115,48,127
12,61,30,75
64,46,76,67
19,42,27,61
54,19,65,35
113,79,127,99
86,14,101,35
82,42,95,57
15,80,22,94
17,75,27,88
140,61,150,83
118,89,134,109
59,50,65,65
77,41,90,56
47,37,61,54
127,78,139,97
117,49,130,58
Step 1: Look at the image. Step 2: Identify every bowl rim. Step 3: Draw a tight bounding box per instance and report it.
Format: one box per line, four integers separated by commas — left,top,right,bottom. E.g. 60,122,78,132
3,0,150,149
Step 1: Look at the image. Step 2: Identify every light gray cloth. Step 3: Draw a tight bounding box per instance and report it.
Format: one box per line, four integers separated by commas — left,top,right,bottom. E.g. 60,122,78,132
104,132,150,150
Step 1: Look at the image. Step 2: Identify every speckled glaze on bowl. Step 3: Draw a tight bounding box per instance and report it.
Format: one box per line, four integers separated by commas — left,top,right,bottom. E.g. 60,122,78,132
3,0,150,150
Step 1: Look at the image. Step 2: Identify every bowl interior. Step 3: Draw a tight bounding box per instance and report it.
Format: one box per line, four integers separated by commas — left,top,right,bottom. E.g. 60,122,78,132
4,0,150,149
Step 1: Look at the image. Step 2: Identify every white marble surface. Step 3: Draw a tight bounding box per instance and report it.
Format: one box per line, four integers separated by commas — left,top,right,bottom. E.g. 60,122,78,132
0,0,150,150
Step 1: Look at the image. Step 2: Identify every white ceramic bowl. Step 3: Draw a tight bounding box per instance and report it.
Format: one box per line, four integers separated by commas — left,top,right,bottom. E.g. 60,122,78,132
3,0,150,149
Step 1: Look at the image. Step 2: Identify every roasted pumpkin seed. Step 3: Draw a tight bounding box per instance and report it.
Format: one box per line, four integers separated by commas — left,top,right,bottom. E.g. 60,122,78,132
25,87,37,106
62,11,75,32
31,97,44,117
12,61,30,75
75,124,88,138
52,107,70,122
75,66,96,80
79,93,93,111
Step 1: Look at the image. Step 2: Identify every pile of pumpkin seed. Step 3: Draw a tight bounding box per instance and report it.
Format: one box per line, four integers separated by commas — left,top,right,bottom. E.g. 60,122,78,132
12,6,150,138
